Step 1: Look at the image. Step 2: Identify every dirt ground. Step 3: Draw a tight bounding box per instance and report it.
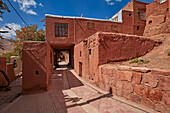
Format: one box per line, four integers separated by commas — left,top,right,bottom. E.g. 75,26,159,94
111,33,170,70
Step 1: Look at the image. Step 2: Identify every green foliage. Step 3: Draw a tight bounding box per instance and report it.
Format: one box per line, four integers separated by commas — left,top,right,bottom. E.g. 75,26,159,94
1,51,17,63
129,57,149,64
10,24,45,59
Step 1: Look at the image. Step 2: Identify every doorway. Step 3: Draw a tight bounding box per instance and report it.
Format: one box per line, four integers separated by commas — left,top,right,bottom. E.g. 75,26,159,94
79,62,82,77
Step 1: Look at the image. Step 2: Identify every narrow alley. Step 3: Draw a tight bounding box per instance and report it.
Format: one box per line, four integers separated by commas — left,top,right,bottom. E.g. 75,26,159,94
1,62,157,113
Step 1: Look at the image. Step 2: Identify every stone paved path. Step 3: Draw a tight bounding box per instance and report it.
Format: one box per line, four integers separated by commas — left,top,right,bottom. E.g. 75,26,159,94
1,64,157,113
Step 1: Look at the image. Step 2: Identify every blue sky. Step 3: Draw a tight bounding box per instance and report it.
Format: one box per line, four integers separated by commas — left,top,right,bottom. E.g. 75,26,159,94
0,0,153,39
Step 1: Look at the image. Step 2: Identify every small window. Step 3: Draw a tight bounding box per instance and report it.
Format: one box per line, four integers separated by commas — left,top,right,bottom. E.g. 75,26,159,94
89,49,91,55
87,22,95,29
138,9,146,20
111,25,118,31
129,13,131,16
137,26,139,31
55,23,68,37
149,20,152,24
80,51,81,57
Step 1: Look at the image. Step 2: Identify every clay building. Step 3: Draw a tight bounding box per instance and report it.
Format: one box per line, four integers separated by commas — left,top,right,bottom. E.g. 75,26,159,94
45,0,148,67
22,0,169,92
21,0,170,112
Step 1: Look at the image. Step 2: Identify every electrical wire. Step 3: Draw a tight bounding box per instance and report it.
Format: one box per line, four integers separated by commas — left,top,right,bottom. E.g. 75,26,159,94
7,0,28,26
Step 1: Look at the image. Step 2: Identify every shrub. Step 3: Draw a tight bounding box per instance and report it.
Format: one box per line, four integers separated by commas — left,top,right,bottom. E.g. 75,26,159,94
1,51,17,63
129,57,149,64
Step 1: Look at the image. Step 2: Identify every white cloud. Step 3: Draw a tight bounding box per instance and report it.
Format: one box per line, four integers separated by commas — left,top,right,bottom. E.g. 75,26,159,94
13,0,37,15
0,18,3,21
109,2,115,5
116,0,122,2
0,23,21,38
39,3,43,7
26,9,37,15
105,0,111,2
105,0,122,5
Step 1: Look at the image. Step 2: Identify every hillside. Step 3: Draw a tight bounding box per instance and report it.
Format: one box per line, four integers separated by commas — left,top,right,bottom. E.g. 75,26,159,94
0,37,14,55
116,33,170,70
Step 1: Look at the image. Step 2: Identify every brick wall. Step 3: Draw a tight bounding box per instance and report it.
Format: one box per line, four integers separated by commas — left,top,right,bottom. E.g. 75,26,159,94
98,65,170,113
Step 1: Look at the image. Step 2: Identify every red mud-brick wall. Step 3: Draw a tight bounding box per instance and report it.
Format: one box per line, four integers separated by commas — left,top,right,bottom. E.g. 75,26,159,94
46,11,146,46
98,32,155,65
45,16,75,46
62,51,69,63
133,0,147,36
7,63,16,82
22,41,53,94
10,57,22,76
47,43,53,86
98,65,170,113
144,0,170,36
121,10,134,35
75,32,155,84
74,33,99,81
74,19,122,44
0,57,7,86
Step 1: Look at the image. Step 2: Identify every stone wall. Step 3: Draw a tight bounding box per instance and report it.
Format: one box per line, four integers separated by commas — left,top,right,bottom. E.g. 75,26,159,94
98,65,170,113
74,32,156,85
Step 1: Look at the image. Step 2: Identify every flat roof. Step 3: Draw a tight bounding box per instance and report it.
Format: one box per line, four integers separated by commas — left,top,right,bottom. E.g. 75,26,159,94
45,14,122,23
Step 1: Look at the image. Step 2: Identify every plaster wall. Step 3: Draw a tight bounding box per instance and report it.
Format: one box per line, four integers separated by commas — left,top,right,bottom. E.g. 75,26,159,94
0,57,7,86
7,63,16,82
45,4,147,47
22,41,53,94
133,0,148,36
144,0,170,36
98,32,155,65
74,32,155,84
10,57,22,76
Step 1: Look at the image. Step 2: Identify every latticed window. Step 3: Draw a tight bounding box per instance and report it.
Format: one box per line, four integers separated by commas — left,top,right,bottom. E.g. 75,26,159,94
55,23,68,37
138,9,146,20
87,22,95,29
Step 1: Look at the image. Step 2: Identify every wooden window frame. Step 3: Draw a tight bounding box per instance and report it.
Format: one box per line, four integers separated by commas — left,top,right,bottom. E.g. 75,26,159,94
55,23,68,37
87,22,95,30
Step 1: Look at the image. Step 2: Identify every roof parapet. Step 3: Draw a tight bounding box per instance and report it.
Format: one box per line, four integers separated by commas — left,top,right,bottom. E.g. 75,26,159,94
45,14,122,23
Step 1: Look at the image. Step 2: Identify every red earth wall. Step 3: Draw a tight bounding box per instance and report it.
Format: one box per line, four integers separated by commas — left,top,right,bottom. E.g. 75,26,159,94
74,32,155,83
0,57,7,86
7,63,16,82
22,41,53,94
45,5,146,47
10,57,22,76
144,0,170,36
0,58,17,86
98,65,170,113
133,0,148,36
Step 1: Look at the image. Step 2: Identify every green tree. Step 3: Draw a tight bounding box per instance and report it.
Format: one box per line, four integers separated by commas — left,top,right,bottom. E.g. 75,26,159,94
10,24,45,59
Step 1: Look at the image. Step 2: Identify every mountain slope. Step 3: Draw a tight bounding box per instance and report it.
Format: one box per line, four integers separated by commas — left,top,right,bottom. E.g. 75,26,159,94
0,37,14,55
